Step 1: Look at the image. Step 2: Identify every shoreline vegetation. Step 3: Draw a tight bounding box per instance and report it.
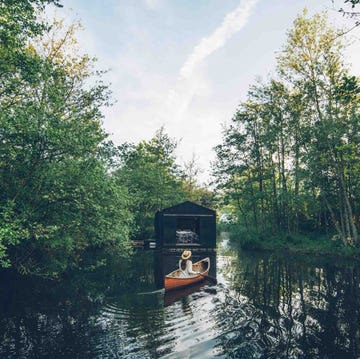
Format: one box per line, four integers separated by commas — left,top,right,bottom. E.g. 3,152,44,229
221,224,360,260
212,8,360,261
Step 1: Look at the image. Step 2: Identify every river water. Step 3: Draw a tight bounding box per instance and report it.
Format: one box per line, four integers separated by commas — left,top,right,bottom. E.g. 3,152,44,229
0,238,359,358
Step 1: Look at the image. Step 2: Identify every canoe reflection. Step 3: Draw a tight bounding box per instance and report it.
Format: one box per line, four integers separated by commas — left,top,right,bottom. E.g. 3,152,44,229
164,280,216,307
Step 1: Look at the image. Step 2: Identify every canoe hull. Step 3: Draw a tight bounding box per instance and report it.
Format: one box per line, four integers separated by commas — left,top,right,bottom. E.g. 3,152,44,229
164,257,210,291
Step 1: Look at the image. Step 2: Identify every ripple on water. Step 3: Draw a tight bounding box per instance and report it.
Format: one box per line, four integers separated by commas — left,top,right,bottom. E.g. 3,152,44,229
90,285,223,358
1,250,359,358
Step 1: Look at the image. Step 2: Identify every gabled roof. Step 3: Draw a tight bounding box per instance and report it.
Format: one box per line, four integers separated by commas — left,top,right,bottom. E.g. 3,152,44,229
160,201,215,215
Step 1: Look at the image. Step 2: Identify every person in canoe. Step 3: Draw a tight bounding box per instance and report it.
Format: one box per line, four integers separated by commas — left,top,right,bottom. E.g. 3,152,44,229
179,250,199,278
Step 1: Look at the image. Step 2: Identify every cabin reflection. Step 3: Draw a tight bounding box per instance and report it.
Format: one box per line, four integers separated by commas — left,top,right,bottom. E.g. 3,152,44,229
164,281,207,307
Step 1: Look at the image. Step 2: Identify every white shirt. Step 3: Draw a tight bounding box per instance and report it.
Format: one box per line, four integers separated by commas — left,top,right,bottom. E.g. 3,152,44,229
178,259,198,277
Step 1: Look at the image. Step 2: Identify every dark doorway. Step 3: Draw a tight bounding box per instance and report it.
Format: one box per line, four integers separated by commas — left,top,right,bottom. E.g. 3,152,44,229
176,217,199,244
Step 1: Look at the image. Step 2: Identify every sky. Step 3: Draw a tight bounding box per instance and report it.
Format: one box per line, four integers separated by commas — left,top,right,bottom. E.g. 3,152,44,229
53,0,360,183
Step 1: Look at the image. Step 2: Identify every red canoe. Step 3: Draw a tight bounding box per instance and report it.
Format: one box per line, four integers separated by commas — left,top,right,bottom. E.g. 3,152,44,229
164,257,210,291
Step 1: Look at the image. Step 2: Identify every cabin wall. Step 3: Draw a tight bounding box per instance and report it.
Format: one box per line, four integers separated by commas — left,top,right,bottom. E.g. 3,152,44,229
199,216,216,247
163,216,177,245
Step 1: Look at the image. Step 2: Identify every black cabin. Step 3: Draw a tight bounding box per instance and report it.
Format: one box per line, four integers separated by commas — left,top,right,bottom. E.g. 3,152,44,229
155,201,216,249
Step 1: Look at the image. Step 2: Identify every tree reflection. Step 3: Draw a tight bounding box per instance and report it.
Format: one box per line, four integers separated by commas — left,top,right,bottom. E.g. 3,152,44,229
0,249,359,358
0,251,168,359
214,252,360,358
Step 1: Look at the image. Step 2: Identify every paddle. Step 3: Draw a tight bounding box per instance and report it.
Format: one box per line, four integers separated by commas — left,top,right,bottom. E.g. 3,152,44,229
137,288,165,295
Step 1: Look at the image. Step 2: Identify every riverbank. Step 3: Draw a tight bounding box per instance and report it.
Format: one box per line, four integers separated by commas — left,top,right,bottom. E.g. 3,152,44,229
222,225,360,260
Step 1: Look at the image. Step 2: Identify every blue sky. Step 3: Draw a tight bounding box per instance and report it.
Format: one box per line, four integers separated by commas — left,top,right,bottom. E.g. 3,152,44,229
55,0,360,182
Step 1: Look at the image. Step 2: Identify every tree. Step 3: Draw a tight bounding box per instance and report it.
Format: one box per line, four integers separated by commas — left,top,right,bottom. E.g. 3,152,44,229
214,10,360,247
338,0,360,23
114,128,186,239
0,0,66,268
277,10,359,245
180,153,216,208
0,11,132,273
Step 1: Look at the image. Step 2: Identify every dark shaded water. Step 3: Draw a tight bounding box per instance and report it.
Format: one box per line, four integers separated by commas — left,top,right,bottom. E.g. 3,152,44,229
0,239,359,358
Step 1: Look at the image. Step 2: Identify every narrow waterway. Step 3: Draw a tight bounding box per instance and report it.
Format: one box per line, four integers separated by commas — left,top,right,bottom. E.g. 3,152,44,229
0,238,359,358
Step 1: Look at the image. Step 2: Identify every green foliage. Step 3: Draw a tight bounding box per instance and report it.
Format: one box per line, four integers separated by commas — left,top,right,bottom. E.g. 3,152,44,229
0,2,132,274
0,0,217,275
0,202,30,267
114,128,187,239
227,223,360,258
213,10,360,249
345,0,360,8
179,154,216,208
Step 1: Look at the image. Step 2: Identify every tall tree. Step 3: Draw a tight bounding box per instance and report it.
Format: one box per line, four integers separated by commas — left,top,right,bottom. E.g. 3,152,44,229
277,10,359,245
180,154,216,208
214,10,360,247
0,12,132,272
115,128,186,239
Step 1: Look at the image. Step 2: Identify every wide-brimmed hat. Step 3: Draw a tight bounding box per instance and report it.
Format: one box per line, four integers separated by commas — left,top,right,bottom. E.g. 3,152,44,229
181,250,192,260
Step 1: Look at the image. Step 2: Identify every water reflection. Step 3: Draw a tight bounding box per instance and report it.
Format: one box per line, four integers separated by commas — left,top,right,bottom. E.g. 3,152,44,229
164,281,217,307
0,248,359,358
214,252,360,358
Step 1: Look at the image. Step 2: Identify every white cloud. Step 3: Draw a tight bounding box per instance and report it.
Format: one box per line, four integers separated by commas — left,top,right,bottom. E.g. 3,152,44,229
179,0,259,79
160,0,259,181
54,0,360,184
64,0,259,182
166,0,259,124
144,0,162,10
